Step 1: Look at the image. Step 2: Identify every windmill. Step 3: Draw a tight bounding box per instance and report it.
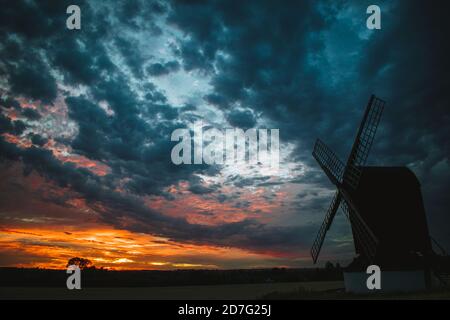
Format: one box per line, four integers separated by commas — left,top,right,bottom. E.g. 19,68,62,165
311,94,385,265
311,94,436,276
309,95,449,292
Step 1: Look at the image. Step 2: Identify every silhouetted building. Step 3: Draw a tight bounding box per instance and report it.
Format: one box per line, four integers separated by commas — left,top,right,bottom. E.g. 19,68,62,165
310,95,436,292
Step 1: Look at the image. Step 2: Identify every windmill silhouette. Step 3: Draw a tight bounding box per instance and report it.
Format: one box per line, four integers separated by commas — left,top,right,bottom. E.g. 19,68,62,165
310,95,438,291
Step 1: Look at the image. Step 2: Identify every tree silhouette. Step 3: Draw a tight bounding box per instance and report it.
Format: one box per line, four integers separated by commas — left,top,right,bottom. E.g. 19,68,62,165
325,261,334,270
67,257,95,270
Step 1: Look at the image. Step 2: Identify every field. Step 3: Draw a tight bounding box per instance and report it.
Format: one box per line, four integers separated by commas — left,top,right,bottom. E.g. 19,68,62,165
1,267,449,300
2,281,450,300
1,281,343,300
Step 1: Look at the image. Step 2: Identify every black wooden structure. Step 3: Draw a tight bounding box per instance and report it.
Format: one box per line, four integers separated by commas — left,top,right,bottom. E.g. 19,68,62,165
310,95,433,274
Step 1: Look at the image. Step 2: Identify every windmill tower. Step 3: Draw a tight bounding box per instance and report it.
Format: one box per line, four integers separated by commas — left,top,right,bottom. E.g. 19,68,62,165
311,95,434,292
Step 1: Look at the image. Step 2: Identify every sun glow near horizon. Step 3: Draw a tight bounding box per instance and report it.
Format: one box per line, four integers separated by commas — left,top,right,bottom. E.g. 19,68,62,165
0,225,307,270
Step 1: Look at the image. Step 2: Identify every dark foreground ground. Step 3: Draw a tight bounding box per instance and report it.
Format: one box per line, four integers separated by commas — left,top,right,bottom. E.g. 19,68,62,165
0,281,341,299
0,267,343,287
2,282,450,300
1,267,449,300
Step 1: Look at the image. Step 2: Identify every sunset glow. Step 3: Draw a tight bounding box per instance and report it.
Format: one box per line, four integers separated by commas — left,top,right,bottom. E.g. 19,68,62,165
0,226,279,270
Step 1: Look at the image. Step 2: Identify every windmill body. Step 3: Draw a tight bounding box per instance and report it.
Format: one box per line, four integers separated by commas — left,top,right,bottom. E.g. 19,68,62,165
311,95,434,292
347,166,432,270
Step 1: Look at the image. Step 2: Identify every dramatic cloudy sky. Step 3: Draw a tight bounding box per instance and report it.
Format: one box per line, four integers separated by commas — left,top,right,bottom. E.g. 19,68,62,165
0,0,448,269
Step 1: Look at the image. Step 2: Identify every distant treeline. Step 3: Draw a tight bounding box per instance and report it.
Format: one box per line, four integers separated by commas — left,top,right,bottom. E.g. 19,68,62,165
0,265,343,287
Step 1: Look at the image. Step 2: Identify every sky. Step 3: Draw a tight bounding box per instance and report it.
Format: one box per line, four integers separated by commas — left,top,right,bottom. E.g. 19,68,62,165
0,0,448,270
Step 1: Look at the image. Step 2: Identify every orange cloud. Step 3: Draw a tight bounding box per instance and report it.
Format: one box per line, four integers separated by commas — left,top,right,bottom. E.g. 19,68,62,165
146,182,288,226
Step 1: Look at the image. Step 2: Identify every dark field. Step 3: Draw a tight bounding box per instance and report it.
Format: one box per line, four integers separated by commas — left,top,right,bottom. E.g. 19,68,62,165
2,282,450,300
1,267,449,300
0,281,343,299
0,267,342,287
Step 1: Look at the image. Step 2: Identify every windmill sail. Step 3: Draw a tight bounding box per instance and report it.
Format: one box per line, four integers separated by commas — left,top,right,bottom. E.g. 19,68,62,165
311,190,342,264
312,139,345,186
340,198,378,262
344,95,385,189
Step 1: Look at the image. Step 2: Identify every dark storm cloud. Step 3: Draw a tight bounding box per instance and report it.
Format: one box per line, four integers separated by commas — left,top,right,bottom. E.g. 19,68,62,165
116,0,168,32
0,0,196,199
29,134,48,147
64,94,207,197
53,36,113,86
142,83,168,103
167,0,346,164
0,114,26,135
168,0,450,247
115,37,147,78
21,108,42,121
0,0,85,103
65,96,112,160
188,183,216,195
225,109,257,129
0,97,21,109
0,0,65,40
359,2,449,169
146,60,180,76
8,59,58,104
0,114,15,134
12,120,27,135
